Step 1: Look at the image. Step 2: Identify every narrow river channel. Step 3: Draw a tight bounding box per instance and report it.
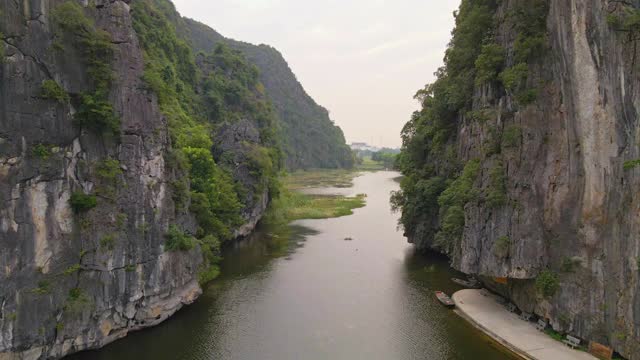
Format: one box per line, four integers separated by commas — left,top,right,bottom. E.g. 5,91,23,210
70,171,513,360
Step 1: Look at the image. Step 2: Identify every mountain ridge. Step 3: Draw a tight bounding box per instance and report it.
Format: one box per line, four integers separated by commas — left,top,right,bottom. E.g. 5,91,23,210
178,17,355,170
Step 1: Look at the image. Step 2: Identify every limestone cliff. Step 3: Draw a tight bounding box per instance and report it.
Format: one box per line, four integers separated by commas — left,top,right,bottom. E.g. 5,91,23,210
0,0,277,358
395,0,640,358
179,18,355,170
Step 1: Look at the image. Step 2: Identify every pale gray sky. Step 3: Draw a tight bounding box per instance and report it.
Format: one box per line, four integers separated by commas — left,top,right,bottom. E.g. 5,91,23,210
172,0,459,148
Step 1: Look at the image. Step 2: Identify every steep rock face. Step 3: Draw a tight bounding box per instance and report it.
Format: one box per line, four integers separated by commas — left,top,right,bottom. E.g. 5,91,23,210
179,18,355,170
0,0,270,358
210,118,270,238
398,0,640,357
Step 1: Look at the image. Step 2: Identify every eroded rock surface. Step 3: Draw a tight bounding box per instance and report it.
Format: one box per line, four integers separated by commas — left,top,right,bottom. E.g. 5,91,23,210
0,1,267,358
403,1,640,358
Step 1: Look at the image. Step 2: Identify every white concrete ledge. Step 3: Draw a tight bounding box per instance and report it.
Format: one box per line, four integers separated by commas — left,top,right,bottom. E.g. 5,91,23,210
452,289,597,360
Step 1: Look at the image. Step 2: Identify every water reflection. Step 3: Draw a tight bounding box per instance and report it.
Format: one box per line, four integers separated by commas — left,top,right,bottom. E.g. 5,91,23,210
219,224,319,277
69,172,513,360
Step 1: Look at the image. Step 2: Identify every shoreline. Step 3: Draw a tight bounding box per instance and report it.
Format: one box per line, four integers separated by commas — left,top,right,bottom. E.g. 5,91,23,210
453,307,531,360
452,289,597,360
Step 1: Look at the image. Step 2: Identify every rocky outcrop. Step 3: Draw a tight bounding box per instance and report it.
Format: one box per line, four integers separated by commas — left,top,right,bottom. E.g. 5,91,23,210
211,118,270,237
399,0,640,358
0,0,268,358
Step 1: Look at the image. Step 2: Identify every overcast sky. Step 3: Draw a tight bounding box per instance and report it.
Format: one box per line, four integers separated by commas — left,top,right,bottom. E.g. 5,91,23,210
172,0,459,148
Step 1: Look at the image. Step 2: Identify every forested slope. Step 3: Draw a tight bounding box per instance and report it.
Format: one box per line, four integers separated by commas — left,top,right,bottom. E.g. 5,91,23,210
393,1,640,358
179,18,355,170
0,0,283,357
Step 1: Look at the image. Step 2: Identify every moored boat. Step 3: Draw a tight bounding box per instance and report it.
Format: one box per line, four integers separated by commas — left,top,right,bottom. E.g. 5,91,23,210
435,291,455,307
452,277,481,289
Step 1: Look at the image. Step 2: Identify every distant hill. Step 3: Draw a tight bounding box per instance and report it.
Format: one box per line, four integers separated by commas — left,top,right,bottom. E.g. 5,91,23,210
178,18,354,170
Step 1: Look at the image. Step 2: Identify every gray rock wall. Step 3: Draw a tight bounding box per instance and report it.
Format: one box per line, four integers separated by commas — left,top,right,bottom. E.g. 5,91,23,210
0,1,268,358
409,0,640,357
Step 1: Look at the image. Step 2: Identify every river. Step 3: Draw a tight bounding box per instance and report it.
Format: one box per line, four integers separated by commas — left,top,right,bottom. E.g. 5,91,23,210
70,171,513,360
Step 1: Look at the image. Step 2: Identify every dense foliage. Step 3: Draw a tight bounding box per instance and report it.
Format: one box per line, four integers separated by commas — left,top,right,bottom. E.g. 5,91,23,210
69,192,97,213
499,0,549,105
607,3,640,46
475,44,505,85
434,159,481,251
52,1,118,136
184,147,243,240
31,144,51,160
392,0,549,253
40,80,69,103
198,43,283,198
392,0,499,251
624,159,640,170
164,225,196,251
131,0,283,282
180,18,355,170
535,270,559,298
486,161,507,208
94,158,122,197
74,93,120,134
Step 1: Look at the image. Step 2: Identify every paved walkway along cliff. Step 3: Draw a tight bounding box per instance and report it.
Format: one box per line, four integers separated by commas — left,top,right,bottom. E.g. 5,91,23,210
453,290,597,360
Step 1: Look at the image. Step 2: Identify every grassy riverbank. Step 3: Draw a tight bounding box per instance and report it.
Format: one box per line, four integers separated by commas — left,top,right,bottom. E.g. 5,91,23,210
264,169,369,225
286,169,359,190
264,189,366,225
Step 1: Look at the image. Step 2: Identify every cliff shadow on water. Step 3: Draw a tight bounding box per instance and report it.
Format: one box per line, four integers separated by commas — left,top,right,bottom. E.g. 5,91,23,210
65,222,318,360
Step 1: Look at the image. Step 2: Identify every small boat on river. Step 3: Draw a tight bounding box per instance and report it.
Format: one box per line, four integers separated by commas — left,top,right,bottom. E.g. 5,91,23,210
435,291,455,307
451,277,481,289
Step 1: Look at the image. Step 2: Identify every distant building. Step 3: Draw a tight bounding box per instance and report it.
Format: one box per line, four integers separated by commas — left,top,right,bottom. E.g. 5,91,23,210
350,142,380,152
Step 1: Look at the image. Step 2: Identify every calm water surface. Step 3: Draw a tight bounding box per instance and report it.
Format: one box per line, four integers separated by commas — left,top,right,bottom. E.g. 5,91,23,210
70,171,513,360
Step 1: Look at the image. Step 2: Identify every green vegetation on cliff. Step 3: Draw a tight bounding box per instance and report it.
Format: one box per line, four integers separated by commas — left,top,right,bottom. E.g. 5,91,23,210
392,0,549,252
392,0,500,247
184,147,243,240
434,159,481,251
535,270,559,298
52,1,118,136
178,18,354,170
475,43,505,85
40,80,69,103
131,0,283,282
264,170,366,225
624,159,640,170
607,5,640,34
502,0,549,105
69,192,98,213
31,144,51,160
486,161,507,208
165,225,196,251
